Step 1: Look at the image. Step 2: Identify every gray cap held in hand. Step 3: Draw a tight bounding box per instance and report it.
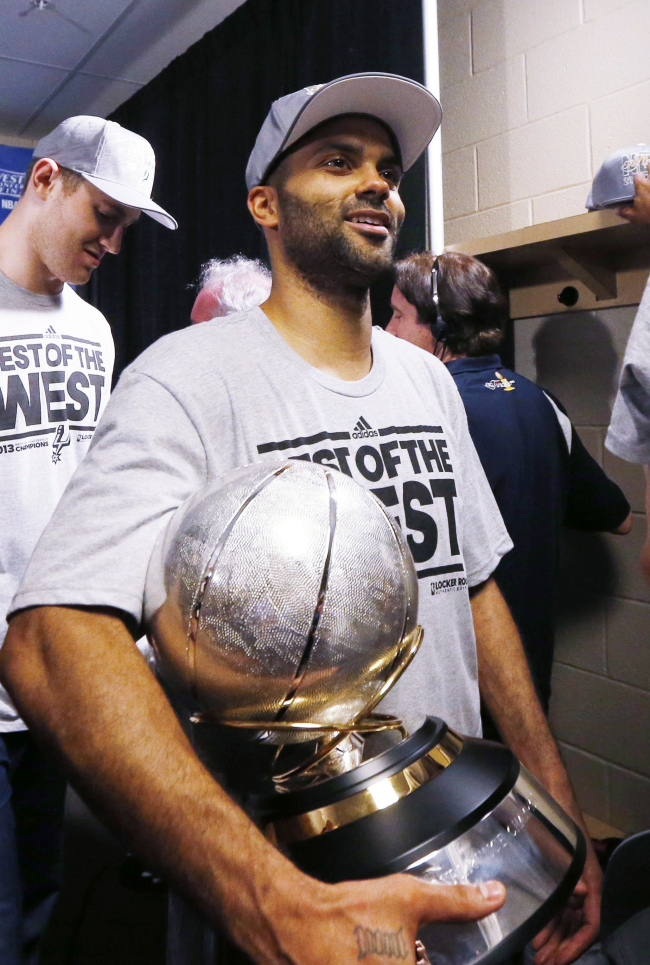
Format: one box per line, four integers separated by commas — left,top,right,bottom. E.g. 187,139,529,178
245,72,442,191
33,115,177,229
586,144,650,211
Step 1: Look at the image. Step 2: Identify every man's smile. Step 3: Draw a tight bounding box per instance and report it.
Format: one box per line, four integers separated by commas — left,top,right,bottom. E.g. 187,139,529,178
344,208,391,239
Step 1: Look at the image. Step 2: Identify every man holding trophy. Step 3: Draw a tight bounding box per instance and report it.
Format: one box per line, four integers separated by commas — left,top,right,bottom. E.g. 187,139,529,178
2,74,599,965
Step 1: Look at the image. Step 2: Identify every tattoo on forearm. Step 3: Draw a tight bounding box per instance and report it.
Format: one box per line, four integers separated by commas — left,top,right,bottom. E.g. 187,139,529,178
354,926,409,960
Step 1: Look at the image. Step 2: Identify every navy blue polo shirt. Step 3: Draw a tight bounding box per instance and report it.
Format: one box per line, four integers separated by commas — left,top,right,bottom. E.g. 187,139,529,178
447,354,629,713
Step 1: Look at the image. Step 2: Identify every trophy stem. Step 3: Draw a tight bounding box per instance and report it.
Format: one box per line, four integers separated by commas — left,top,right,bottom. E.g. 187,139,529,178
190,626,424,790
271,626,423,787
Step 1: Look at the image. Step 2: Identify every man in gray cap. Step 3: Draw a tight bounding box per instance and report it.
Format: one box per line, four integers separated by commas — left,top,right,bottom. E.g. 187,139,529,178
0,114,175,964
1,77,596,965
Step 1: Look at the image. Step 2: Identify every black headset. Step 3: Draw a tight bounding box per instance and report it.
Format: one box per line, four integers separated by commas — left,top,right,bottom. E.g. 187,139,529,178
429,256,448,343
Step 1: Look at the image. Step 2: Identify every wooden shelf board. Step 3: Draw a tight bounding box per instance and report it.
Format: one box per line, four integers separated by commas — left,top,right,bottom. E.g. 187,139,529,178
446,211,650,295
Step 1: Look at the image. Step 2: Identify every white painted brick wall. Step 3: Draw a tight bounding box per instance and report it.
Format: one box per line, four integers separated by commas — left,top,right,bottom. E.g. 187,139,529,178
587,0,650,95
441,55,527,154
445,198,530,244
527,2,650,121
471,0,581,73
442,144,478,218
584,0,641,22
437,0,479,28
440,0,650,235
526,23,601,122
531,182,593,224
590,79,650,171
438,11,472,89
477,106,590,208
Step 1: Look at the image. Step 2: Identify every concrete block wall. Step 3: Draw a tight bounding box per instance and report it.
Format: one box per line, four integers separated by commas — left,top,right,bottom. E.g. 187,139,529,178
515,305,650,834
438,0,650,244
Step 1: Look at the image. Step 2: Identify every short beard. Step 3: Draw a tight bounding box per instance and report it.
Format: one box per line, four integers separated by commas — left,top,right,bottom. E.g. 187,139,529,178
277,185,399,298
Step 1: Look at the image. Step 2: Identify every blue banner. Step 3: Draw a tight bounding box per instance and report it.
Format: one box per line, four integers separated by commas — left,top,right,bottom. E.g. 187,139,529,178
0,145,34,225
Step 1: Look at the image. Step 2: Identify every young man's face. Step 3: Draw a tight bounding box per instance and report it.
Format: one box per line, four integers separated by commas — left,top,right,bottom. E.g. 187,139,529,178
34,172,140,286
271,116,405,290
387,285,437,354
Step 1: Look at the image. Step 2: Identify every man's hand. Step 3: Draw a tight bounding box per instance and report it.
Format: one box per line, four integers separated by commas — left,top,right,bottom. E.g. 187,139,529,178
531,847,601,965
270,875,506,965
471,579,602,964
616,163,650,224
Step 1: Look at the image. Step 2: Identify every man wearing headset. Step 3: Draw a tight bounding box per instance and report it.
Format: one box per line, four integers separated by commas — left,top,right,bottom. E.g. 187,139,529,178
389,251,632,727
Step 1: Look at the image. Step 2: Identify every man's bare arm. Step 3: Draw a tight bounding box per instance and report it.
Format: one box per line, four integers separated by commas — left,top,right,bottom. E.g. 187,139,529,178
0,606,505,965
471,578,601,965
611,509,632,535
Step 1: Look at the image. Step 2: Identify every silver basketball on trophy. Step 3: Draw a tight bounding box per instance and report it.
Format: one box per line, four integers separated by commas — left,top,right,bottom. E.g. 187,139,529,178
144,459,419,735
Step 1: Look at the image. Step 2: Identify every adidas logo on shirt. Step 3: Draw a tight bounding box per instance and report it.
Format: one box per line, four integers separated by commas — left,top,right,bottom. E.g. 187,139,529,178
352,416,379,439
45,325,59,337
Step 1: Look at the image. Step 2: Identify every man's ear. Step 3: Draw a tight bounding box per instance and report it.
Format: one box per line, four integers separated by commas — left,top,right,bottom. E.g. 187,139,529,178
247,185,280,230
31,158,61,199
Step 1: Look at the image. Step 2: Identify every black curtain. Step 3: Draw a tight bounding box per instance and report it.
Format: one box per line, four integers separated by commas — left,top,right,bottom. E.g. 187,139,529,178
84,0,426,379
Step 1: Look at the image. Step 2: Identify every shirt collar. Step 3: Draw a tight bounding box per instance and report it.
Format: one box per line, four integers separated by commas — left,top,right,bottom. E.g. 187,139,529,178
446,354,503,375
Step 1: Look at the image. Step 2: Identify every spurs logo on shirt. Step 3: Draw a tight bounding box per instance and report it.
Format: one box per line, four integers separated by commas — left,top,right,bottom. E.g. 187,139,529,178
257,415,464,585
51,424,71,463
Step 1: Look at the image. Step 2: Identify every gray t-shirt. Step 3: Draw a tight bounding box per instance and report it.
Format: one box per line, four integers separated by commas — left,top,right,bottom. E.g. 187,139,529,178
0,268,114,730
12,308,511,736
607,273,650,462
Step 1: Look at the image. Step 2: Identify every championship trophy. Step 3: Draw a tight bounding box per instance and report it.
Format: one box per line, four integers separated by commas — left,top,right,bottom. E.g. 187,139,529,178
145,460,585,965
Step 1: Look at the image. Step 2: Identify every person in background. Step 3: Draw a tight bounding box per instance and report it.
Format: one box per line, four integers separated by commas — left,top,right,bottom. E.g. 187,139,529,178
191,254,271,322
389,251,632,729
607,163,650,583
0,115,176,964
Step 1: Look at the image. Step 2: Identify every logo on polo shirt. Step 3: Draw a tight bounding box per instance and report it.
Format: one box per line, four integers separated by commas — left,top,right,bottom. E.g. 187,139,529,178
352,416,379,439
485,371,515,391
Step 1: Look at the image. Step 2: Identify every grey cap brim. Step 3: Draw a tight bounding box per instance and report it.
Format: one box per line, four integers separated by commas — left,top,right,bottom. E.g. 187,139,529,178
81,172,178,230
586,190,634,211
586,195,632,211
265,73,441,184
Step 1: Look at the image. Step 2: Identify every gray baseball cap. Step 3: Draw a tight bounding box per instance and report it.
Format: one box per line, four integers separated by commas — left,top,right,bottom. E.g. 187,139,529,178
33,115,177,229
245,72,442,191
586,143,650,211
